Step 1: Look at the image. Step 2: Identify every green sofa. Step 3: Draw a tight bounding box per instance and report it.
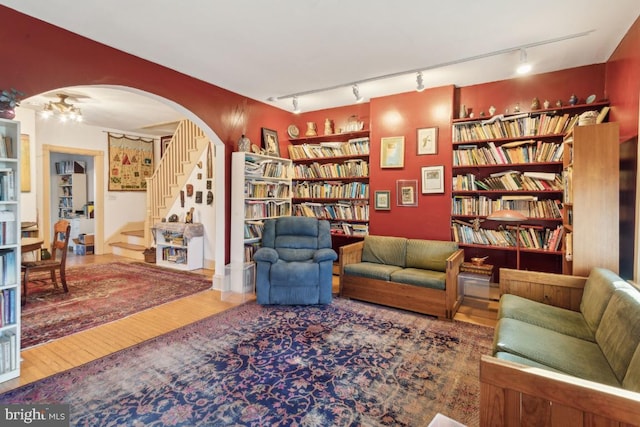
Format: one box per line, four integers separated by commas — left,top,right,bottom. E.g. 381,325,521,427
339,235,464,319
493,267,640,391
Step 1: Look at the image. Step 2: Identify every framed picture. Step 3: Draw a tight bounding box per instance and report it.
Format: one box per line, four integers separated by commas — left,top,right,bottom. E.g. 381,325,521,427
261,127,280,157
421,165,445,194
160,135,172,158
374,190,391,210
396,180,418,206
108,133,154,191
380,136,405,168
417,127,438,155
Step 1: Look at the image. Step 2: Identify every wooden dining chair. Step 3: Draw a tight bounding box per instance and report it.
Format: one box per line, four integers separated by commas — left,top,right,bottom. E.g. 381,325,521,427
21,219,71,305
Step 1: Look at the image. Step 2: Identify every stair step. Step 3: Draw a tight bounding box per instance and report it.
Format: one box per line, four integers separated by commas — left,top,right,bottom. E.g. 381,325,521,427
122,230,144,238
109,242,146,252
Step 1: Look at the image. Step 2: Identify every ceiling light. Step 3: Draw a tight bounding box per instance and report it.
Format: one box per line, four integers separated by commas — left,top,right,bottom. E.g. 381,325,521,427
516,49,532,75
352,84,363,103
292,96,301,114
41,94,83,123
416,72,425,92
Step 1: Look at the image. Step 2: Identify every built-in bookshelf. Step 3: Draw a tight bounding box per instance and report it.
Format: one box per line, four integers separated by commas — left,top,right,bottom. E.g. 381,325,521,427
56,172,87,219
231,152,292,264
0,118,20,384
288,130,370,239
153,223,204,271
450,103,609,273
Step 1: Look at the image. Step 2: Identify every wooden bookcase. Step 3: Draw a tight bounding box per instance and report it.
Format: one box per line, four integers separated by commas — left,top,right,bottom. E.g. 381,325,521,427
450,103,609,274
0,118,20,384
288,130,370,248
562,122,619,276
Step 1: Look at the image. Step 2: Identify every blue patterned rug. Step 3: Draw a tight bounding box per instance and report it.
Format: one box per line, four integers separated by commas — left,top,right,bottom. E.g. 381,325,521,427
1,298,494,426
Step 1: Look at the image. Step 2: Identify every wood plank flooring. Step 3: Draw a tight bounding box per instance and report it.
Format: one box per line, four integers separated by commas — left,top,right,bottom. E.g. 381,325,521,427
0,253,497,394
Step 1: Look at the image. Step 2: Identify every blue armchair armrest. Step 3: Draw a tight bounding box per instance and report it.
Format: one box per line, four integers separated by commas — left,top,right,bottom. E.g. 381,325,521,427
254,247,279,264
314,248,338,263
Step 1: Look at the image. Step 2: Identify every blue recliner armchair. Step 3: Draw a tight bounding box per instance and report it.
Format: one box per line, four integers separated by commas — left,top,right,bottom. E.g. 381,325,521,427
253,216,337,305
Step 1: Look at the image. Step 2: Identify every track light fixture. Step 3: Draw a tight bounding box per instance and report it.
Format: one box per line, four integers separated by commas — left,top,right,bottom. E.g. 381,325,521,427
352,84,363,103
292,96,301,114
516,48,532,75
416,71,425,92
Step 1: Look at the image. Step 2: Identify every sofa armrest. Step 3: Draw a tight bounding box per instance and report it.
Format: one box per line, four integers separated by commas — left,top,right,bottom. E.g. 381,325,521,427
339,241,364,271
480,355,640,426
499,268,588,311
444,248,464,318
253,247,279,264
314,248,338,263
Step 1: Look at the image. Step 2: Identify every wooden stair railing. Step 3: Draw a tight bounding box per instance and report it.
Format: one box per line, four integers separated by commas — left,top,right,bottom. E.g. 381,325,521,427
144,120,209,247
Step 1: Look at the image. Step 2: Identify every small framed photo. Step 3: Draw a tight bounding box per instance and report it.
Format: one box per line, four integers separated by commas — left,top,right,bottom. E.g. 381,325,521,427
261,128,280,157
374,190,391,210
380,136,405,168
417,127,438,155
397,180,418,207
160,135,172,158
421,165,445,194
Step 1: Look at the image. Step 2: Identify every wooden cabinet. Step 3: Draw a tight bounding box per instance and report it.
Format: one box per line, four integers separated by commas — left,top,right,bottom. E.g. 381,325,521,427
562,122,619,276
57,172,87,219
230,152,292,264
288,130,369,243
154,223,204,271
450,103,609,274
0,118,21,383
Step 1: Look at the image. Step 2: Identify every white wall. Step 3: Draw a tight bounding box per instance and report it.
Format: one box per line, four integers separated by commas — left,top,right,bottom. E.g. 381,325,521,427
15,108,37,223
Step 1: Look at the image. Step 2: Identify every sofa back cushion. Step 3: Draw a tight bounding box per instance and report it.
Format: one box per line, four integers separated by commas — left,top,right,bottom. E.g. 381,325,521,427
595,288,640,383
361,236,407,267
262,217,331,262
406,239,458,272
581,268,632,333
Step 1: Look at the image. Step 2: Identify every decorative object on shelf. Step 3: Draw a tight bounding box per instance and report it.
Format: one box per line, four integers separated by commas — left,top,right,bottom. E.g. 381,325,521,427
489,105,496,116
396,179,418,207
421,165,445,194
374,190,391,210
543,99,551,109
261,127,280,157
305,121,317,136
380,136,405,168
0,88,23,119
556,99,563,107
168,214,179,222
185,207,195,223
586,94,596,104
471,256,489,266
531,97,540,110
237,134,251,152
486,209,527,270
324,119,334,135
345,115,364,132
207,190,214,205
578,110,598,126
513,103,520,113
251,144,261,154
568,94,578,105
459,104,468,119
417,127,438,155
469,112,475,118
287,124,299,139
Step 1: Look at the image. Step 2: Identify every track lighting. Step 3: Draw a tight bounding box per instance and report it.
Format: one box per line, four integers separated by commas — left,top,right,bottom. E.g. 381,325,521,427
516,48,532,75
416,72,425,92
292,96,301,114
352,84,363,103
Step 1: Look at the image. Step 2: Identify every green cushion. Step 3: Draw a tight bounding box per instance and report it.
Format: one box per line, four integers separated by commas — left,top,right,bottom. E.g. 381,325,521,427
622,345,640,392
581,268,632,333
389,268,446,290
595,288,640,383
498,294,594,341
406,239,458,272
361,236,407,267
495,352,565,374
343,262,402,281
493,318,620,387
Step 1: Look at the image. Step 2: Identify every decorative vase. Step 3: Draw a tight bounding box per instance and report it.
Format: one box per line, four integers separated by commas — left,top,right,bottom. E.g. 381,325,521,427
237,134,250,152
0,108,15,120
305,122,317,136
531,97,540,110
569,94,578,105
459,104,468,119
488,105,496,116
543,99,550,109
324,119,333,135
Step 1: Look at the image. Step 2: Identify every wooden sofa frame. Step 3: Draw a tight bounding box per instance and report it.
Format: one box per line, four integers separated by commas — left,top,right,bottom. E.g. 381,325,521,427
338,240,464,319
480,268,640,426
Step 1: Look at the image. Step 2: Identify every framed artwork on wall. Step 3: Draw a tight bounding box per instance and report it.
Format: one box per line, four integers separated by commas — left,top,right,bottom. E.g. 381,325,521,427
380,136,405,168
261,127,280,157
160,135,172,158
417,127,438,155
374,190,391,210
421,165,445,194
396,180,418,206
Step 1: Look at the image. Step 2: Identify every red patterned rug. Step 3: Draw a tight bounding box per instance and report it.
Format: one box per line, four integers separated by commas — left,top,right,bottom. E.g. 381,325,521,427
21,262,213,348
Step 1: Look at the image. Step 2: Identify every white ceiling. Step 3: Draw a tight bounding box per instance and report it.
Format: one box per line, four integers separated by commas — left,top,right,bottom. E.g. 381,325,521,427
3,0,640,134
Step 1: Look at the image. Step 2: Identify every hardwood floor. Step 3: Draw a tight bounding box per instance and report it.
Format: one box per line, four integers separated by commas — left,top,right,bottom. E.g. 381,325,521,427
0,253,497,394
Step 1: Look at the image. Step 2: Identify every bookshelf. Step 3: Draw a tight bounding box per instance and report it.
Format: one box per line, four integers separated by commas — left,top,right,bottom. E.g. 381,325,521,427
562,122,619,276
0,118,20,383
154,223,204,271
56,172,87,219
450,103,609,273
288,130,370,242
230,152,292,264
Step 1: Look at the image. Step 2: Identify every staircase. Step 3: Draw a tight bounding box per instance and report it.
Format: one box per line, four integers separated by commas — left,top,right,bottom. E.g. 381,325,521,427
110,229,146,260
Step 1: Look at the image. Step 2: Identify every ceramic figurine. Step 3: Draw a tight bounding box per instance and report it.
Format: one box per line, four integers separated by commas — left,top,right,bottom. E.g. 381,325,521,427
305,122,317,136
237,134,250,152
556,100,563,107
324,119,333,135
514,103,520,113
185,207,195,224
489,105,496,116
569,94,578,105
531,97,540,110
543,99,550,109
459,104,468,119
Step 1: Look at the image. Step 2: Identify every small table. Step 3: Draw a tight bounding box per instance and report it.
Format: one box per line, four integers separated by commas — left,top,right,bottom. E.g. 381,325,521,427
21,237,44,261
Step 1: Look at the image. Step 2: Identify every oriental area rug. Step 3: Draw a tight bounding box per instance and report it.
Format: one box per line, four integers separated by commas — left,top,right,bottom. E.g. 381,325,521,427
21,262,213,348
3,298,494,426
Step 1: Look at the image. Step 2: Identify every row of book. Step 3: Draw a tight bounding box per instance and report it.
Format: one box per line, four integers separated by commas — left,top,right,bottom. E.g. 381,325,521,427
0,169,15,202
293,181,369,200
244,181,290,199
293,160,369,179
243,220,264,240
293,201,369,221
453,171,562,192
244,158,291,179
451,195,562,219
243,242,261,262
55,160,86,174
0,288,17,327
453,141,563,166
288,137,370,160
330,222,369,236
159,247,188,264
0,250,17,286
0,136,14,160
0,330,17,374
244,200,291,219
452,112,581,142
563,167,573,204
451,221,564,252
